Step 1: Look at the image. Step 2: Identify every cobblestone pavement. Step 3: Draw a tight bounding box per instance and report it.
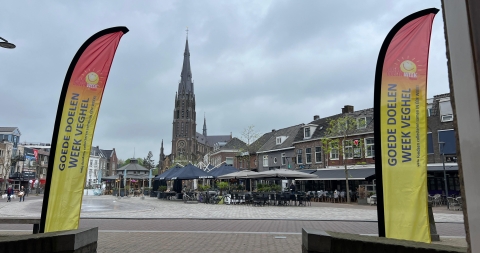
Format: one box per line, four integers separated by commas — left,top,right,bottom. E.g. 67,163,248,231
0,195,467,252
0,195,465,222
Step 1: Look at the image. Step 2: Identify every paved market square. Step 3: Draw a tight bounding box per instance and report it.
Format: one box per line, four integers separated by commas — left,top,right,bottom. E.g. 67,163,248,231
0,195,467,252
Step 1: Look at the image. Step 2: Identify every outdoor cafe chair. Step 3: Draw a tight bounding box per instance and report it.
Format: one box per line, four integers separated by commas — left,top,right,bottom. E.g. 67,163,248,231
318,191,324,202
433,194,442,207
244,194,252,206
340,191,346,202
252,193,264,206
447,197,461,211
456,197,463,210
232,193,239,205
324,191,331,202
332,192,339,203
280,193,290,206
296,193,306,206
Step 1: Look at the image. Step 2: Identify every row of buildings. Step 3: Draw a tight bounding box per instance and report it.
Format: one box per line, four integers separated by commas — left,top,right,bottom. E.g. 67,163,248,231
204,93,457,194
208,93,456,171
0,127,119,190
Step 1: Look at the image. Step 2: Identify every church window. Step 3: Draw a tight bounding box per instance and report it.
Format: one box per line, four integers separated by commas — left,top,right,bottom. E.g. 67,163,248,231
186,110,189,118
182,111,184,118
176,110,179,119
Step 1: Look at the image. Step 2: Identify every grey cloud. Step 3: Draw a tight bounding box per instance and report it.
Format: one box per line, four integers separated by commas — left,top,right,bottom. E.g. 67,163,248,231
0,0,449,159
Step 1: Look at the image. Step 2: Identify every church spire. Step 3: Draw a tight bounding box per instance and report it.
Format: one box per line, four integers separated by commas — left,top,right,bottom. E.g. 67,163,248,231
159,139,165,171
203,113,207,136
179,32,193,94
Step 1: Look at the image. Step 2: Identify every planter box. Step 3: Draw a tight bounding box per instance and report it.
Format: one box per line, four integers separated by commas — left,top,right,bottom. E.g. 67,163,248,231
357,198,368,205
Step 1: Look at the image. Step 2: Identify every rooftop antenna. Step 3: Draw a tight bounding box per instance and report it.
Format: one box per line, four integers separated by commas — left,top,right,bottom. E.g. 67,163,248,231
186,26,188,39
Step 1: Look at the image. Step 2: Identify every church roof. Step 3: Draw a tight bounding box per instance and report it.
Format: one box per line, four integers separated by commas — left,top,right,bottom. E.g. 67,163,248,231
178,38,194,94
196,132,232,147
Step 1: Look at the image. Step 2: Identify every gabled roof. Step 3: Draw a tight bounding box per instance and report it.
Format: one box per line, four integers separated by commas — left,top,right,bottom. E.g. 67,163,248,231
117,158,149,172
248,132,274,153
0,127,21,136
257,124,304,153
90,146,106,158
221,137,247,150
101,149,113,158
293,108,374,143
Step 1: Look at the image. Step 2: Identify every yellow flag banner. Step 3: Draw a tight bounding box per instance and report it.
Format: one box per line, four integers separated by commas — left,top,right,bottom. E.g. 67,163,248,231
40,27,128,233
373,9,437,243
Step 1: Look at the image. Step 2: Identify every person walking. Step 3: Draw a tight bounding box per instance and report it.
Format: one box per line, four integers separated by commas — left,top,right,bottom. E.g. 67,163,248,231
19,186,25,202
6,186,13,202
289,183,296,193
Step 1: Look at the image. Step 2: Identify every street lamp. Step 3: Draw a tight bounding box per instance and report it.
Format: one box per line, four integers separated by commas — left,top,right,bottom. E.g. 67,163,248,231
0,37,16,49
438,141,449,198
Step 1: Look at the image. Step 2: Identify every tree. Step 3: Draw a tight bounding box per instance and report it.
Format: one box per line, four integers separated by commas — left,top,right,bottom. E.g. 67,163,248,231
236,125,261,170
143,151,155,170
322,115,366,203
143,151,155,189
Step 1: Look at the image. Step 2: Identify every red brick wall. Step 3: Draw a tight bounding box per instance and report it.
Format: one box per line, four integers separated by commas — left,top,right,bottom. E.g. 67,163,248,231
293,133,375,168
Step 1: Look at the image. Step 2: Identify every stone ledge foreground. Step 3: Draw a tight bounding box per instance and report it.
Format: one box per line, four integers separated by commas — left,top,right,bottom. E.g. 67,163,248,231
0,227,98,253
302,228,467,253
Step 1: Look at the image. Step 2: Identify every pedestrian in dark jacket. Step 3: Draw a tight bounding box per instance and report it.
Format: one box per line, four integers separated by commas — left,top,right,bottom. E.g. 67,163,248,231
6,186,13,202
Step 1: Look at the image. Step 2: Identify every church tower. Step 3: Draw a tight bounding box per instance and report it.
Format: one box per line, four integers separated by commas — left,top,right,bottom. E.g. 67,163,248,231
172,37,196,162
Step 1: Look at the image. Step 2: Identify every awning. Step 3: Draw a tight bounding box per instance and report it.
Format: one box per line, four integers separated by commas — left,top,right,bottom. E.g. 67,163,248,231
102,175,120,181
296,168,376,181
208,164,239,178
166,163,213,180
256,169,318,179
217,170,262,179
154,165,183,180
427,164,458,172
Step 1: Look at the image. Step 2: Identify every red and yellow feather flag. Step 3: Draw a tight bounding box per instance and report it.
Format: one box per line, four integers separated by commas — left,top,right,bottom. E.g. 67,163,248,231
40,27,128,233
373,9,438,243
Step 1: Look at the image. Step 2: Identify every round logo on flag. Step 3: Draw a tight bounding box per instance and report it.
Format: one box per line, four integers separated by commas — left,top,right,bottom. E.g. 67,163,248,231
86,72,99,85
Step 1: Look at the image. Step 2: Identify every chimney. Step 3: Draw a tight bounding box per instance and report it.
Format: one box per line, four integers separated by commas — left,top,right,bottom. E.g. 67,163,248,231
313,115,320,120
272,129,276,132
342,105,354,114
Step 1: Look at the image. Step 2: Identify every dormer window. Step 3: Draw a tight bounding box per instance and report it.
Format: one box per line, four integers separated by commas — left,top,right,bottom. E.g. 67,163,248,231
276,136,288,145
304,127,311,138
357,116,372,129
439,98,454,122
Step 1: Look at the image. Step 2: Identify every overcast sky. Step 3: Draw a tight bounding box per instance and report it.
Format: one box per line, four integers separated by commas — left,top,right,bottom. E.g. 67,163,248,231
1,1,449,162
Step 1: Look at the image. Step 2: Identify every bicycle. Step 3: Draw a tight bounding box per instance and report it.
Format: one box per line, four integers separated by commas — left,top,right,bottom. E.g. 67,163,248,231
183,191,197,203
